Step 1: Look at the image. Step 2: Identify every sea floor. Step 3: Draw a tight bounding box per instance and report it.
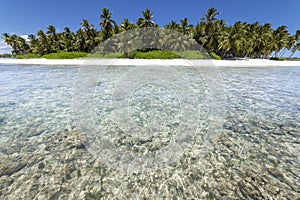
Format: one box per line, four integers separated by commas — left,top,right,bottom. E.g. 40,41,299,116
0,65,299,199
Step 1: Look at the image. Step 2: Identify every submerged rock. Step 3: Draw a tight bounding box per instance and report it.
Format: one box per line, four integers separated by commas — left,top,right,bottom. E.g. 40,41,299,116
0,158,27,177
38,162,45,170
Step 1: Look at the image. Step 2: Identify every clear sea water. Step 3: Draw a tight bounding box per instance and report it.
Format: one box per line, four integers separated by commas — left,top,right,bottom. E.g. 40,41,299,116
0,64,299,199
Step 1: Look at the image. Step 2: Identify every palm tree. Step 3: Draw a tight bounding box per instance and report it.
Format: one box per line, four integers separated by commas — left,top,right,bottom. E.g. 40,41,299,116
137,9,155,28
99,8,116,40
117,33,136,57
193,22,205,44
201,8,220,35
167,33,192,51
179,18,194,36
3,34,30,55
37,29,51,55
164,21,179,31
46,25,57,39
61,27,75,52
17,36,30,54
74,29,85,52
198,8,221,53
120,18,136,32
288,30,300,58
245,22,260,58
289,42,300,58
27,34,39,54
81,20,93,35
2,34,17,55
2,33,13,48
270,26,289,58
2,7,298,59
256,23,273,58
46,25,59,52
113,21,120,34
80,19,99,52
201,8,220,23
135,9,157,51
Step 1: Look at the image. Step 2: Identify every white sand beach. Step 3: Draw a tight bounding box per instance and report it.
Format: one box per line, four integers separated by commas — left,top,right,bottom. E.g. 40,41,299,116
0,58,300,67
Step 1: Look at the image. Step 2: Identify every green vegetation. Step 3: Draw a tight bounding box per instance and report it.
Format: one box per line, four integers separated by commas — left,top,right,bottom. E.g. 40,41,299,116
14,52,87,59
134,50,181,59
42,52,87,59
87,50,209,59
269,57,286,61
209,52,222,60
16,53,41,59
2,8,300,59
88,52,125,58
287,57,300,61
176,50,207,59
0,54,13,58
126,51,138,59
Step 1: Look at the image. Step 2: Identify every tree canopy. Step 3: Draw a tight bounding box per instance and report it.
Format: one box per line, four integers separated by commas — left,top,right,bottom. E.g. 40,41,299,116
2,8,300,59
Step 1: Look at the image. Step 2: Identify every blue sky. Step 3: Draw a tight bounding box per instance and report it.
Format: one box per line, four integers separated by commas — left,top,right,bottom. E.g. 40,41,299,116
1,0,300,56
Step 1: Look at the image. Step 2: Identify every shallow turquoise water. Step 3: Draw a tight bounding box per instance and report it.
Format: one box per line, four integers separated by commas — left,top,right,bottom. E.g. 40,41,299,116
0,64,299,199
0,65,77,139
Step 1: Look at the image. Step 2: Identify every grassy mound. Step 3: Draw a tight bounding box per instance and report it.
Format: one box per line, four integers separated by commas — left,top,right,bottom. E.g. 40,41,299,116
287,57,300,61
16,53,41,59
176,50,208,59
82,50,216,60
88,52,125,58
269,57,286,61
134,50,181,59
42,52,87,59
89,50,182,59
209,52,222,60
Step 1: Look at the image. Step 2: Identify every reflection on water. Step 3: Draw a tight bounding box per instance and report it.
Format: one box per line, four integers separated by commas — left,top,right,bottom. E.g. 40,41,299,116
0,65,299,199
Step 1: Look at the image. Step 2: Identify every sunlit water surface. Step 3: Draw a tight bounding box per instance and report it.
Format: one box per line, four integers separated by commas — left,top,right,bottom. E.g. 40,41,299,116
0,65,299,199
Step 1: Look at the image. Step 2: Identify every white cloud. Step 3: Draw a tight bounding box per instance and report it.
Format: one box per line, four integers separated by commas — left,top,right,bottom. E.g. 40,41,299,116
20,34,29,42
0,39,12,54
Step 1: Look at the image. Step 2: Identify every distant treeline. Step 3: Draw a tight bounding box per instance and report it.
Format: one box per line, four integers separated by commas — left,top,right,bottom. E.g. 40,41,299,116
0,54,13,58
2,8,300,58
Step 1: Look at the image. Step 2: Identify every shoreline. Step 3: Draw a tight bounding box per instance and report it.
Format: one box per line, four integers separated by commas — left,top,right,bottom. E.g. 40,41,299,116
0,58,300,67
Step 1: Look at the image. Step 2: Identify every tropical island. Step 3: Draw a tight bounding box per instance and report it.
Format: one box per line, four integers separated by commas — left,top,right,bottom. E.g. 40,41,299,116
1,8,300,60
1,4,300,200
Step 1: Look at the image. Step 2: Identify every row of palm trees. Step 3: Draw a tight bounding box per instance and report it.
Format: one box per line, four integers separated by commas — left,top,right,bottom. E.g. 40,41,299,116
2,8,300,58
